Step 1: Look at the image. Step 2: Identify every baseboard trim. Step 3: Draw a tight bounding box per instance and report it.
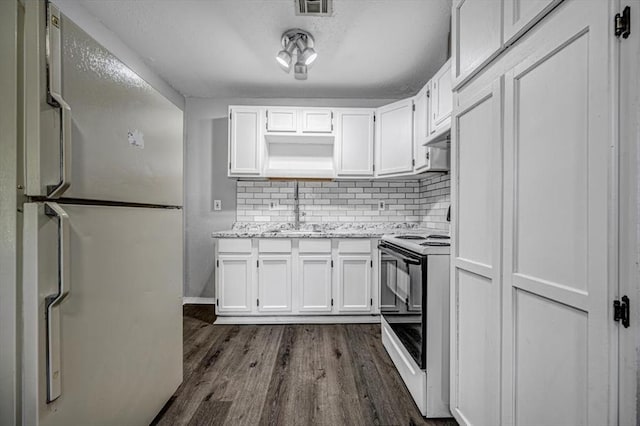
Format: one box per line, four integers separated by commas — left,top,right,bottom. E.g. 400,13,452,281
214,315,381,325
182,297,216,305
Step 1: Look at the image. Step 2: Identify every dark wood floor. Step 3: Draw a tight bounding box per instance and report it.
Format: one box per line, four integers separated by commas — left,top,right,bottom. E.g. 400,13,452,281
151,305,458,426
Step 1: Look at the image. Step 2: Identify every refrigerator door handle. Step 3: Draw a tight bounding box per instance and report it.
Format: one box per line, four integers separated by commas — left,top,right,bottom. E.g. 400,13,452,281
44,202,71,403
46,2,72,199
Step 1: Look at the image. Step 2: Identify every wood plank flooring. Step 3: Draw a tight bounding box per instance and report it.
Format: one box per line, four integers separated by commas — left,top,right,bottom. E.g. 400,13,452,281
151,305,458,426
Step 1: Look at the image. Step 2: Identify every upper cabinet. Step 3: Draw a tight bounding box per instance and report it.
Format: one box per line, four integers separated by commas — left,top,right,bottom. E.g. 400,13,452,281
335,109,374,177
429,59,453,137
452,0,503,88
266,108,297,132
375,99,414,177
452,0,563,88
228,107,263,176
413,85,430,171
302,109,333,133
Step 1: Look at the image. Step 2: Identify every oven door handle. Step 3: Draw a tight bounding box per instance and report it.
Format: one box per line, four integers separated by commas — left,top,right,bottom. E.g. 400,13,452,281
378,243,422,265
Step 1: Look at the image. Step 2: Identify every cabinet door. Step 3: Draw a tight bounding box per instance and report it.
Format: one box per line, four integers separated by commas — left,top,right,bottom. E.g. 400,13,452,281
258,255,292,312
413,86,430,171
229,107,262,175
298,256,332,313
450,79,503,426
503,0,561,45
336,255,372,312
430,59,453,136
266,108,297,132
375,99,414,176
452,0,503,87
336,109,374,176
501,2,612,425
302,109,333,133
217,255,253,313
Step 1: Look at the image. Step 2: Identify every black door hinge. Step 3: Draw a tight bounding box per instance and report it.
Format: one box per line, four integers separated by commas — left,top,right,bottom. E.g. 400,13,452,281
216,298,219,306
331,298,334,306
412,159,416,167
370,260,373,268
257,260,259,268
229,111,232,120
216,259,219,267
614,296,630,327
615,6,631,39
257,298,260,307
331,260,334,267
370,298,373,306
412,104,416,112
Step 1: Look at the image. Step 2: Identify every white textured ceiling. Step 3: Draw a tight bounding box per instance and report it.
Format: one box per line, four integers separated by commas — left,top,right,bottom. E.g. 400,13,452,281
72,0,452,99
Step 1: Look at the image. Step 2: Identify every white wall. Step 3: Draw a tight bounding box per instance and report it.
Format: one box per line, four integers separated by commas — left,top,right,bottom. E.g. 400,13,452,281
183,97,394,299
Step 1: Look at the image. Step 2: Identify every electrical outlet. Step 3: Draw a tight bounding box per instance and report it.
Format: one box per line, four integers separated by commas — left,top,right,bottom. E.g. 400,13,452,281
269,201,279,210
214,200,222,211
378,201,386,211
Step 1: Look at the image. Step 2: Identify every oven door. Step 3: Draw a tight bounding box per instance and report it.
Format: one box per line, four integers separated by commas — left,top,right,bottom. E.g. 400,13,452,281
378,242,426,369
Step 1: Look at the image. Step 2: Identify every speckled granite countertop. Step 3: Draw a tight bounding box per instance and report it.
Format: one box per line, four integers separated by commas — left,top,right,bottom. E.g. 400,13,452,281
211,222,445,239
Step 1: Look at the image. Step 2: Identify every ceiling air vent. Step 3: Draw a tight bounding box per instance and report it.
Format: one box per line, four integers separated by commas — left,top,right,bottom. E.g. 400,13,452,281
296,0,332,17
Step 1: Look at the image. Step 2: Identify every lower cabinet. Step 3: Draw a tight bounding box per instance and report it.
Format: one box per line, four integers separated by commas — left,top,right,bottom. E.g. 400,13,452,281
258,255,292,312
298,255,333,313
215,238,377,317
336,255,373,313
216,254,253,313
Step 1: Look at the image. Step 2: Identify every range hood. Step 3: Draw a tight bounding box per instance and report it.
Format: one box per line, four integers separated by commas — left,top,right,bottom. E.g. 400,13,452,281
264,134,336,178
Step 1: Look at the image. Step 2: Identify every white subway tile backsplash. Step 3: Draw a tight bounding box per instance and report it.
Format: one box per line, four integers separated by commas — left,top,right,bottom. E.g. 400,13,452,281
235,175,451,231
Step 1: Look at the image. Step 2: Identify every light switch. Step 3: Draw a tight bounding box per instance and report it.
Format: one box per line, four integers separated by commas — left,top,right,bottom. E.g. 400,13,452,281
214,200,222,211
269,201,279,210
378,201,386,211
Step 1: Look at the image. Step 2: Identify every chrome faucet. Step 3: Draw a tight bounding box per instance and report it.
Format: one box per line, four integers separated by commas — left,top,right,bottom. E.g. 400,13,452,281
293,180,300,230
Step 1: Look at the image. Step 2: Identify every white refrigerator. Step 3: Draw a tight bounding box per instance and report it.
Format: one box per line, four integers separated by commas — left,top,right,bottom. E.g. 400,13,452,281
20,1,184,425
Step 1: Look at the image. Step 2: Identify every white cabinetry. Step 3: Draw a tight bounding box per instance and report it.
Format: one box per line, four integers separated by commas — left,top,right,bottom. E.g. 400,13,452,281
298,256,333,312
429,59,453,137
336,241,373,313
413,86,430,171
257,239,292,312
216,239,254,313
228,107,262,176
335,109,374,177
451,1,615,425
452,0,503,87
258,255,292,312
302,109,333,133
266,108,297,132
375,99,414,176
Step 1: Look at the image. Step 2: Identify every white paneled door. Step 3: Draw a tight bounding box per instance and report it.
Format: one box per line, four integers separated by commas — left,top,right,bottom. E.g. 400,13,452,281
451,78,503,426
501,1,613,424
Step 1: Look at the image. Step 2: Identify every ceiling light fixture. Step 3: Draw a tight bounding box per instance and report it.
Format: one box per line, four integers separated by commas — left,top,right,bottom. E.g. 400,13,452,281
276,29,317,79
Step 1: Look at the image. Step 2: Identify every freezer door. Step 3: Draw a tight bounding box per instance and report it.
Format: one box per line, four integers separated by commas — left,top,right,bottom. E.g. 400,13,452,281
23,2,183,205
22,203,183,426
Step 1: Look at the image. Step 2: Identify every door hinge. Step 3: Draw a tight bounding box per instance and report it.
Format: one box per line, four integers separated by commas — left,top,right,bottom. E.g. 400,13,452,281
614,295,630,327
257,260,259,268
216,298,219,306
370,260,373,268
372,164,376,172
412,104,416,112
615,6,631,39
412,159,416,167
331,260,334,267
257,299,259,307
216,259,219,267
370,298,373,306
229,162,231,169
426,89,430,98
331,298,334,306
373,114,376,122
229,111,232,120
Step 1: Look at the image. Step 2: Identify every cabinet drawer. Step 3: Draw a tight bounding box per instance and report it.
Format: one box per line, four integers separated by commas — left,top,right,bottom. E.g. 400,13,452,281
218,239,252,253
299,239,331,254
338,240,371,253
258,239,292,253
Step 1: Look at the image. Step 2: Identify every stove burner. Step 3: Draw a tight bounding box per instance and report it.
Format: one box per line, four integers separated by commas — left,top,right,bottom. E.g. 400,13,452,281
395,235,427,240
427,234,450,240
